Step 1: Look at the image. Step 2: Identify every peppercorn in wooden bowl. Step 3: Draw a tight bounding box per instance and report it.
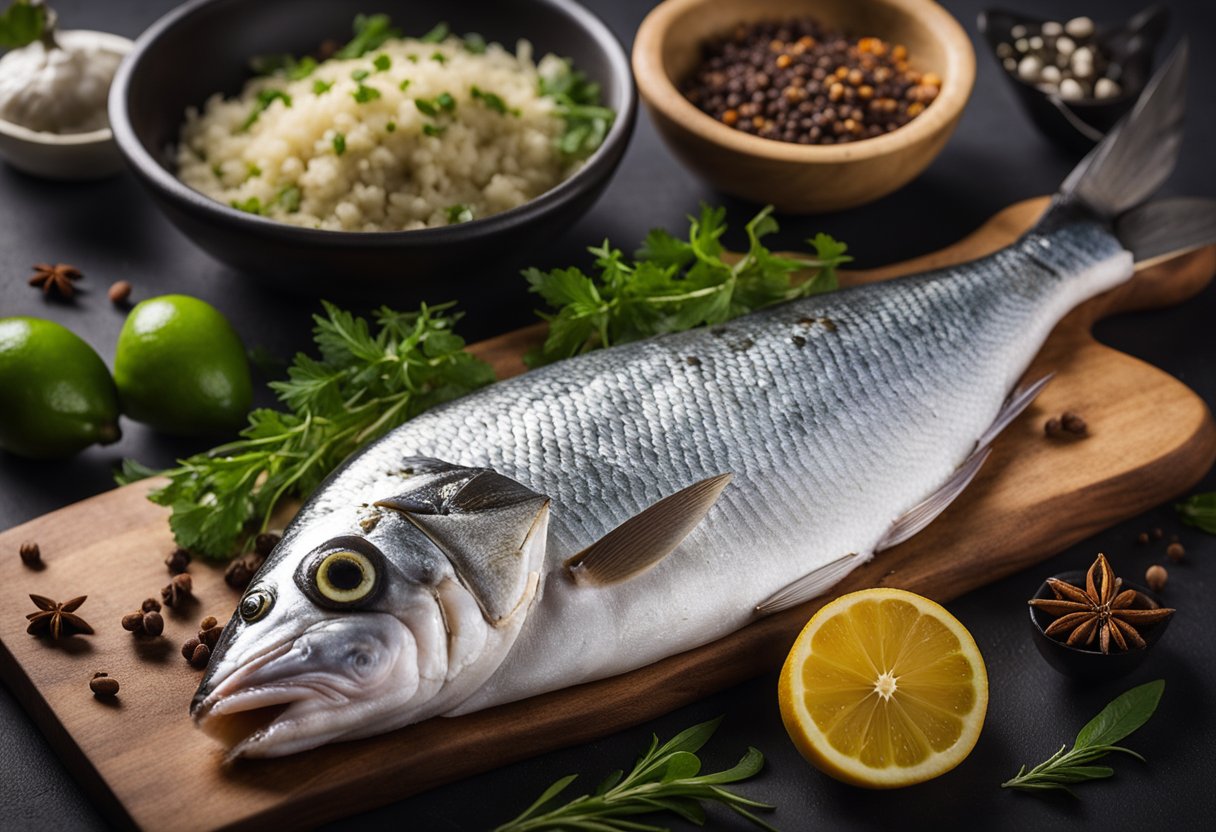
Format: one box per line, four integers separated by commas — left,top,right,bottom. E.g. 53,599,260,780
632,0,975,213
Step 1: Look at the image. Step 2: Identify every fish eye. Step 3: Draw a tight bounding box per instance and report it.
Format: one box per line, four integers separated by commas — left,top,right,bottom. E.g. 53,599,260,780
296,536,385,609
239,588,274,623
315,550,378,604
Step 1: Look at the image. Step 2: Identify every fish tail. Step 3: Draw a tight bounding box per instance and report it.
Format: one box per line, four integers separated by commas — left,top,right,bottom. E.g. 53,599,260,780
1047,40,1187,224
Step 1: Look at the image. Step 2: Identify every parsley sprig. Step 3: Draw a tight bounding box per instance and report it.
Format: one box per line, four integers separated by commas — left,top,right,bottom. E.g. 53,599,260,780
1002,680,1164,795
495,718,775,832
0,0,46,48
524,204,849,366
120,303,493,558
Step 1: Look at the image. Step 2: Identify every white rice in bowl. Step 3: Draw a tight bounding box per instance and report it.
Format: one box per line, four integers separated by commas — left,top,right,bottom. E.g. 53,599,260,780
177,36,588,231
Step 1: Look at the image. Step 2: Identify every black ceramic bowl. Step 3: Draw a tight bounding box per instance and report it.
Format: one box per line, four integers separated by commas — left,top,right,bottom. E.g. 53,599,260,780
978,5,1168,153
1029,570,1172,683
109,0,635,297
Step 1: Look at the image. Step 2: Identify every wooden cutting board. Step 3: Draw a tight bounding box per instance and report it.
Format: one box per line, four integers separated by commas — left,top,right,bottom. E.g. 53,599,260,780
2,197,1214,831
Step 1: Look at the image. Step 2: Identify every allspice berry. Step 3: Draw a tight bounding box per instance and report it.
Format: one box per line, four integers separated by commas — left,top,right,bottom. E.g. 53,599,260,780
165,548,191,575
108,280,132,305
190,642,212,668
1145,564,1168,592
142,610,164,636
121,612,146,632
89,673,119,698
181,636,201,661
18,541,43,569
162,573,193,607
1166,542,1185,562
141,597,161,613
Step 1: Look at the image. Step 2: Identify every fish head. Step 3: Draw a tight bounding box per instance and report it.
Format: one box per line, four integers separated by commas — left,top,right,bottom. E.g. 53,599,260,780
191,459,550,758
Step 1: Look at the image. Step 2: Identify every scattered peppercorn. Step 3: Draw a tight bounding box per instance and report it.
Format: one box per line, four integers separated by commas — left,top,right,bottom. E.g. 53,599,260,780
1153,527,1164,540
18,541,43,570
1166,542,1185,562
1145,564,1168,592
107,280,132,305
199,614,224,649
682,18,940,145
165,548,191,575
161,573,193,608
224,551,266,590
89,673,119,698
190,642,212,669
181,636,201,661
255,532,282,557
1136,531,1150,544
141,597,161,613
121,611,145,632
142,610,164,636
1045,411,1088,438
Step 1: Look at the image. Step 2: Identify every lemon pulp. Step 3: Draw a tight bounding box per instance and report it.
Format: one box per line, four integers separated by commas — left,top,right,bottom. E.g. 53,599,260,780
779,588,988,788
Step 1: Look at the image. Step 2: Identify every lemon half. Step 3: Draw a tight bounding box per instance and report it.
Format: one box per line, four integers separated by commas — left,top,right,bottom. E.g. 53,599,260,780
778,588,988,788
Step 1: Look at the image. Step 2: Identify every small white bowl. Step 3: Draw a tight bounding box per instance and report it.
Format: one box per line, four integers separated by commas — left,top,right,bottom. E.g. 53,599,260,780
0,30,134,181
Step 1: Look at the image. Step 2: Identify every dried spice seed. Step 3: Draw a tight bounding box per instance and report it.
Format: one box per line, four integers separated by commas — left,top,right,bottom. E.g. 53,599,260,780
121,612,145,632
1145,564,1168,592
26,594,93,639
141,598,162,613
200,625,224,648
190,642,212,668
1166,542,1185,562
224,552,266,590
19,541,43,569
165,548,191,575
107,280,132,304
181,636,201,661
142,610,164,636
1029,554,1174,653
199,615,218,631
682,17,938,146
1061,411,1088,436
89,675,119,698
28,263,83,299
1044,417,1063,437
161,573,193,607
1153,527,1164,540
1137,532,1150,544
254,532,282,556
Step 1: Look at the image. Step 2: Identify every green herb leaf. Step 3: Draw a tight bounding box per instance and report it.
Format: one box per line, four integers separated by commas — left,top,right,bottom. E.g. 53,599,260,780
494,718,775,832
240,89,292,131
420,22,449,43
447,204,473,224
372,53,391,72
351,68,370,81
386,121,396,133
276,185,302,213
122,302,494,558
313,78,334,95
538,58,614,159
399,78,411,92
471,85,518,116
525,204,849,366
352,82,381,103
422,123,446,137
414,98,438,117
335,13,401,60
0,0,46,49
1176,492,1216,534
1002,680,1164,795
436,91,456,111
229,196,264,215
463,32,486,54
115,458,159,486
430,51,447,65
332,132,346,155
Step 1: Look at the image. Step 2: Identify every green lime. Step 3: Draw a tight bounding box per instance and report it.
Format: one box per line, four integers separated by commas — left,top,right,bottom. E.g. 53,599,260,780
0,317,121,458
114,295,252,436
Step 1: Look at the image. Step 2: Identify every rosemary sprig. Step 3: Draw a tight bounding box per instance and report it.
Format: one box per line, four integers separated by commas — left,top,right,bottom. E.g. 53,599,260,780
1002,679,1164,795
495,717,776,832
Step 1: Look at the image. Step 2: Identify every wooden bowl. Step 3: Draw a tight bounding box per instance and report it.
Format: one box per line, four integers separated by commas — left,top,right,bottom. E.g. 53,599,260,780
632,0,975,213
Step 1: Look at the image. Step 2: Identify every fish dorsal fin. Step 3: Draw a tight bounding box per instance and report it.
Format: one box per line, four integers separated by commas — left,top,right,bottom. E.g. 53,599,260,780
375,461,550,627
565,473,731,587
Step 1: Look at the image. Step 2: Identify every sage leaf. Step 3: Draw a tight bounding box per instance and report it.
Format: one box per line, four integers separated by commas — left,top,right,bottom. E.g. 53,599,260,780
1074,679,1164,750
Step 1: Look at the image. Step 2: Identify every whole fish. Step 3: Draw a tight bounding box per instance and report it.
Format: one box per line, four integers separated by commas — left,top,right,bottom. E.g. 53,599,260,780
195,47,1212,758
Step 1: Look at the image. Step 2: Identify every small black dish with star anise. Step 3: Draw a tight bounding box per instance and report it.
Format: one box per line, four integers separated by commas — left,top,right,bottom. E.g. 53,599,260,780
1028,558,1173,683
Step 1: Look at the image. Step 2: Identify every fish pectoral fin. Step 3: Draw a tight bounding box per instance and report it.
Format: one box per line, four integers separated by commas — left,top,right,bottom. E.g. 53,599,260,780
565,473,732,587
755,552,867,615
874,370,1054,554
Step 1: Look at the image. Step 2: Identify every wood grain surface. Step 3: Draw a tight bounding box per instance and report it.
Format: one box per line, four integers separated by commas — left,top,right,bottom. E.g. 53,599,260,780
1,197,1213,831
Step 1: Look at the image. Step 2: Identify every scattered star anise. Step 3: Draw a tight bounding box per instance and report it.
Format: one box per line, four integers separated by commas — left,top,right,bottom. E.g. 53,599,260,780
1029,554,1174,654
26,594,94,640
28,263,83,299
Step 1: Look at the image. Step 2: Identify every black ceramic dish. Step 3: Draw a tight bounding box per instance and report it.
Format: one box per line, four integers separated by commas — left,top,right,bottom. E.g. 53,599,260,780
1029,569,1172,683
978,5,1168,153
109,0,636,297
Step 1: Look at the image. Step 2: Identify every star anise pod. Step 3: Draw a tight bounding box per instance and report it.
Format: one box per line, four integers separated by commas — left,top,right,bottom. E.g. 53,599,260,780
25,594,94,640
28,263,83,299
1029,554,1174,654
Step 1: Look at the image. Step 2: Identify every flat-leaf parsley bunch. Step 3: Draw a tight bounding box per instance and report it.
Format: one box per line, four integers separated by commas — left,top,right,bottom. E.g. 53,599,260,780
524,204,850,366
120,303,493,558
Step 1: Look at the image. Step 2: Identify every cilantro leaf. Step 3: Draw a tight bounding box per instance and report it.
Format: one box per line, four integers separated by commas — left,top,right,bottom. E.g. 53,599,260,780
420,22,449,43
240,89,291,131
335,13,401,60
0,1,45,49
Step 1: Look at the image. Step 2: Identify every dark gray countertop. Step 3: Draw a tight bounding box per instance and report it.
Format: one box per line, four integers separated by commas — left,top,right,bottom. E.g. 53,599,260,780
1,1,1214,829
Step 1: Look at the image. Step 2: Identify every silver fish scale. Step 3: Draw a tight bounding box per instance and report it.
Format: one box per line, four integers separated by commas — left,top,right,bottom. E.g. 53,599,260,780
287,221,1126,694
